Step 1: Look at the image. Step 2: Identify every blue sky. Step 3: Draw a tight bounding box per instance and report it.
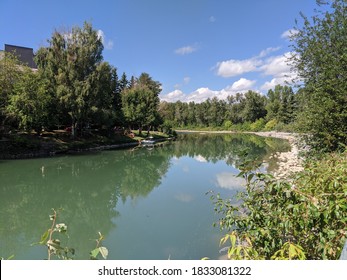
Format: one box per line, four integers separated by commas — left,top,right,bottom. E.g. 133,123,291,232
0,0,318,103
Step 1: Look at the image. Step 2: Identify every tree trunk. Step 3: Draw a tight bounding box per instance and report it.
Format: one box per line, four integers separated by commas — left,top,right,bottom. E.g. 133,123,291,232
146,125,151,136
71,117,76,139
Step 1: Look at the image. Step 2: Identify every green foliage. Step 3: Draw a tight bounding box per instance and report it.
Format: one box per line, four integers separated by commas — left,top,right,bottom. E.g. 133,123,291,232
0,53,24,133
159,120,174,134
220,231,264,260
35,209,108,260
266,85,297,124
223,120,232,130
35,209,75,260
264,119,278,131
159,90,278,132
35,22,115,136
250,118,265,132
291,0,347,151
271,242,306,260
212,151,347,259
7,68,51,133
122,73,161,134
231,122,251,131
242,90,267,123
90,232,108,260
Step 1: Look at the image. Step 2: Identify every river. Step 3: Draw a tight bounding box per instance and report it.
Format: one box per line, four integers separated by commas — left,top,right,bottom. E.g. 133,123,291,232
0,133,290,260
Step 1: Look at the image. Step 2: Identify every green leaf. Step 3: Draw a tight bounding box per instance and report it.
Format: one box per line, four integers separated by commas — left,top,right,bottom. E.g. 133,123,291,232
90,248,99,259
39,230,49,245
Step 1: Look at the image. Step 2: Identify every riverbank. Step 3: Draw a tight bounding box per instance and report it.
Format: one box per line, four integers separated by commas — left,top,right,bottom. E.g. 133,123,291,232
176,130,304,179
0,131,173,159
251,131,304,179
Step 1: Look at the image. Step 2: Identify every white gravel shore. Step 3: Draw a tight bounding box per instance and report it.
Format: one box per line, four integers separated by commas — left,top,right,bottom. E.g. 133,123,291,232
250,131,304,179
176,130,304,179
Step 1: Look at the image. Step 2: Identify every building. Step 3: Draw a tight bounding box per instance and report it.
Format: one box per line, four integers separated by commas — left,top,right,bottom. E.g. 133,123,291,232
1,44,37,69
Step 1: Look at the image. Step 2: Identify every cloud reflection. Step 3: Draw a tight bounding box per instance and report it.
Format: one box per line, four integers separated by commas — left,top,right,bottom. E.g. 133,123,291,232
216,172,245,190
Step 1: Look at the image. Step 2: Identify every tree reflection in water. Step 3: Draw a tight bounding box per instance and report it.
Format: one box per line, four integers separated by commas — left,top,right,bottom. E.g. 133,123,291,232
0,133,290,259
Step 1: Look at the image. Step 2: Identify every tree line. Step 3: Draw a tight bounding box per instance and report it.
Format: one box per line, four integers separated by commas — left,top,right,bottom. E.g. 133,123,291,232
159,85,297,132
0,22,162,137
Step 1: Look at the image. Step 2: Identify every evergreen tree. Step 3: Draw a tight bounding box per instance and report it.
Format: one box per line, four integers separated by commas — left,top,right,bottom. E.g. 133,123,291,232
119,72,129,92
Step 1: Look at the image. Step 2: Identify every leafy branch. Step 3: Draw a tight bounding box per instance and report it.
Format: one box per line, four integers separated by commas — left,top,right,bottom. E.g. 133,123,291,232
34,208,74,260
211,151,347,260
34,208,108,260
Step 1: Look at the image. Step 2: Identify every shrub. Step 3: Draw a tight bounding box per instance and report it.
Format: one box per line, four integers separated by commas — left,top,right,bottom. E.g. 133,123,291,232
264,119,278,131
212,152,347,260
250,118,265,132
224,120,232,130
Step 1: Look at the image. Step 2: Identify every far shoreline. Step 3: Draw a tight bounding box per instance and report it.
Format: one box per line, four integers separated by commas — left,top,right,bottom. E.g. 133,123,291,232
176,129,304,179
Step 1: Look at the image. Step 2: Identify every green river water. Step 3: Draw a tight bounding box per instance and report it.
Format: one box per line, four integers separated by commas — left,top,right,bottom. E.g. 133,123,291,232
0,133,290,260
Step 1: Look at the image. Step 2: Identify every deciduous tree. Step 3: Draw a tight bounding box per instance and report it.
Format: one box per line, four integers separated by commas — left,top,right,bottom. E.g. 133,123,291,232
35,22,106,137
291,0,347,150
121,73,161,135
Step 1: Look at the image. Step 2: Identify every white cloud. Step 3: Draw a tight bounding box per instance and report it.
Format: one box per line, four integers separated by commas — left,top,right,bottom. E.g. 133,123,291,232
261,77,286,91
160,78,257,103
229,78,256,91
175,45,197,55
216,172,245,190
258,46,281,58
215,58,261,77
104,41,114,50
214,47,282,78
194,155,207,163
281,28,299,40
185,87,219,103
183,76,191,84
160,89,185,102
97,29,114,50
173,77,191,90
162,44,298,103
260,52,292,76
260,52,297,91
214,47,297,92
260,72,297,91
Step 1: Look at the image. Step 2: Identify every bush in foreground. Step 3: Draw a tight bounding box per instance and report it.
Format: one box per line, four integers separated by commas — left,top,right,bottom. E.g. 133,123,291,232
212,152,347,260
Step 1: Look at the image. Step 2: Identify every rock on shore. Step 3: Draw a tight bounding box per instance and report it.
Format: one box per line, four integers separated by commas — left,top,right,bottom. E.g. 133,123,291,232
252,131,304,179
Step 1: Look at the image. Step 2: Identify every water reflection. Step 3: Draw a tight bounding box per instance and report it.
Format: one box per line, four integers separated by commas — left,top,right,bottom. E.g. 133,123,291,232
215,172,246,190
0,133,290,259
